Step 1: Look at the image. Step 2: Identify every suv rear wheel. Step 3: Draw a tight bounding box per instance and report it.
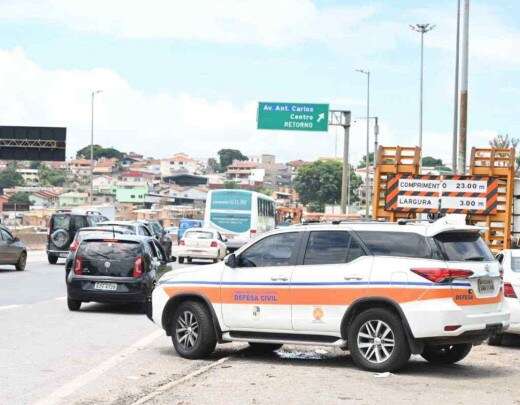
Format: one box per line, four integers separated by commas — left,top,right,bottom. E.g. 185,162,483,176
421,343,472,364
488,334,503,346
48,254,58,265
171,301,216,359
348,308,410,372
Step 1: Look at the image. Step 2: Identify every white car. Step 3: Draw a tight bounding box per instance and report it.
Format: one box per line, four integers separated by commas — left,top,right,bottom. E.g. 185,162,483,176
148,216,509,372
172,228,227,264
489,249,520,344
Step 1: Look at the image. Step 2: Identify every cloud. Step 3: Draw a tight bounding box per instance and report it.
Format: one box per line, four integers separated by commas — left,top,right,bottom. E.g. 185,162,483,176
0,47,351,161
0,0,379,48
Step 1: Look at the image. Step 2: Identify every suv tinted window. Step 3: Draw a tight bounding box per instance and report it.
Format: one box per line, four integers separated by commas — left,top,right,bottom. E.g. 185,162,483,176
356,231,431,259
435,231,494,262
304,231,352,265
239,232,300,267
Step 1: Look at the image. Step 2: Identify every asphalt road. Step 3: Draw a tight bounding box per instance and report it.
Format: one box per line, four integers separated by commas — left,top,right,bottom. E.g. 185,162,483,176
2,253,520,405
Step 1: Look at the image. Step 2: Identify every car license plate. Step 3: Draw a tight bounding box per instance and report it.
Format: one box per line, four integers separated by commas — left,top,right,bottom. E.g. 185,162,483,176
478,279,494,294
94,282,117,291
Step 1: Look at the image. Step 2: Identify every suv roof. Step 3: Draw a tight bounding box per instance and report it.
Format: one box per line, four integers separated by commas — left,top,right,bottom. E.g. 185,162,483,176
279,215,485,238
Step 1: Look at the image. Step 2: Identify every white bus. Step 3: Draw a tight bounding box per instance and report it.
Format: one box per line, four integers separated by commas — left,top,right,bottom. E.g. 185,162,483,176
204,189,276,250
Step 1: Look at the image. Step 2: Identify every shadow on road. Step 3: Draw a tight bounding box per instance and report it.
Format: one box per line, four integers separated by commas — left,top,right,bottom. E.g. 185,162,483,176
80,302,145,315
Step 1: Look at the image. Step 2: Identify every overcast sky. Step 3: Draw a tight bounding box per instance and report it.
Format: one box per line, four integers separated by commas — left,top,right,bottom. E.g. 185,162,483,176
0,0,518,165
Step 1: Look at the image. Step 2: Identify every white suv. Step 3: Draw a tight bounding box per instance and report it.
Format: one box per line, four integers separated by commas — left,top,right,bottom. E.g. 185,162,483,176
147,216,509,372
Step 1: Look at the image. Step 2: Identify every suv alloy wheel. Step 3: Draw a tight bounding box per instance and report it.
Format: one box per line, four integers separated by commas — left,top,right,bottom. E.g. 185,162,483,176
348,308,411,372
171,301,216,359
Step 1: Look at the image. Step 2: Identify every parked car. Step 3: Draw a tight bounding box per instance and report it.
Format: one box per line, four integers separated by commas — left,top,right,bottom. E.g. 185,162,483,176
64,226,134,278
47,210,108,264
177,218,202,241
172,228,227,263
0,225,27,271
148,216,508,372
66,234,173,311
489,249,520,345
138,220,172,259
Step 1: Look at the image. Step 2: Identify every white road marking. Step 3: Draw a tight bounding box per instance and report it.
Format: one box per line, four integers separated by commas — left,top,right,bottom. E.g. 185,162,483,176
0,304,21,311
34,329,164,405
130,357,230,405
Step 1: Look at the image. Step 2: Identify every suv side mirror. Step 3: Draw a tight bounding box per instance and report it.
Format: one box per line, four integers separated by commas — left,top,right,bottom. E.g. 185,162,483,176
225,253,238,268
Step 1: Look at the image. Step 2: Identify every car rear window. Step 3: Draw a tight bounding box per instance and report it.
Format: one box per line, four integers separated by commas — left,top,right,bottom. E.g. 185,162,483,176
435,231,494,262
185,231,213,239
78,240,142,260
356,231,432,259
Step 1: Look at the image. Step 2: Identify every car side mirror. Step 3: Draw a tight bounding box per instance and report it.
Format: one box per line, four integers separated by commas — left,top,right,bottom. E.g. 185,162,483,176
225,253,238,268
496,253,504,264
169,256,177,263
12,236,19,243
222,238,228,243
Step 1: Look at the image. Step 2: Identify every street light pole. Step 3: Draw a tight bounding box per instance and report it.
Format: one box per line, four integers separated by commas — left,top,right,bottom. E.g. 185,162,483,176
356,69,371,217
410,23,435,159
90,90,102,205
452,0,461,173
458,0,470,174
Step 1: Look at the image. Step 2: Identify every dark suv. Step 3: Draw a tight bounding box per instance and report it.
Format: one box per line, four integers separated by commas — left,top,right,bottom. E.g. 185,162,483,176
66,234,173,311
47,210,108,264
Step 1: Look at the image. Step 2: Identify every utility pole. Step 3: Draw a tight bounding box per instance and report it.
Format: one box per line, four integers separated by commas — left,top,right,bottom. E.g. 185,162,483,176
356,69,371,217
330,111,351,215
410,23,435,158
90,90,102,205
458,0,469,174
452,0,461,172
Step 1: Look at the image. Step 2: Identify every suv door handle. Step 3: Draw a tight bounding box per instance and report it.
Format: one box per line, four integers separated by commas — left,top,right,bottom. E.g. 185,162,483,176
344,276,363,281
271,276,289,282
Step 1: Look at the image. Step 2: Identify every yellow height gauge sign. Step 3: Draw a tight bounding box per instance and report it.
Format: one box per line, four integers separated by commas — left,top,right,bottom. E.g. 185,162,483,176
385,174,498,214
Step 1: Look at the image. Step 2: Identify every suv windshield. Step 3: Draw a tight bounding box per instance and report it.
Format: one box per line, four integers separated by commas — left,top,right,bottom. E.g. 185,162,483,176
435,231,494,262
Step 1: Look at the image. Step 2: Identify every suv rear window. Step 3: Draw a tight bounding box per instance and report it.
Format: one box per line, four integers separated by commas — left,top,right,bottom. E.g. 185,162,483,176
52,214,88,230
356,231,431,259
434,231,494,262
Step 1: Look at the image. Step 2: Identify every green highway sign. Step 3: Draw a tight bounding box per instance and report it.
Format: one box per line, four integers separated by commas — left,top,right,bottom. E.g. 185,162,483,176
257,102,329,132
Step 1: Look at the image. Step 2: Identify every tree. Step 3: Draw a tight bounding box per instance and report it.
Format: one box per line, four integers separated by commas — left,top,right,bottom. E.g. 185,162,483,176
0,167,25,190
489,134,519,149
207,158,220,173
8,192,31,205
39,165,66,187
357,152,374,168
76,145,124,160
294,160,361,212
421,156,444,167
217,149,248,171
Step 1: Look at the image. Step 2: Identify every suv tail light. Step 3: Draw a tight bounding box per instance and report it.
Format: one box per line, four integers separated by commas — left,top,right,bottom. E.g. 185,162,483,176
70,239,79,252
210,241,218,248
179,240,185,246
250,229,257,238
504,282,518,298
74,256,83,275
133,256,144,278
411,268,474,283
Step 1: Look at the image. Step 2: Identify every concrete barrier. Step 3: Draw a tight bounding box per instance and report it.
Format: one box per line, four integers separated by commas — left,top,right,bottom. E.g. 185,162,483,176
13,232,47,250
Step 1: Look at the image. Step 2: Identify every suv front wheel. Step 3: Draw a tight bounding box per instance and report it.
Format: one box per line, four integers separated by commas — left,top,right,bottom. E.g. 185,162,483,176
171,301,216,359
421,343,472,364
348,308,411,372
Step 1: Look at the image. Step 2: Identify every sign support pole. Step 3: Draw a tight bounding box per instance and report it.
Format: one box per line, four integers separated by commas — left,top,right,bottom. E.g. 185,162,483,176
329,111,351,214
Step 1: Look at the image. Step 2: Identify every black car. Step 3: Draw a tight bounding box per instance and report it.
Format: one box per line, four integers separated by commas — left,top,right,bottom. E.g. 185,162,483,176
66,234,174,311
0,225,27,271
47,210,108,264
138,220,173,259
64,226,134,278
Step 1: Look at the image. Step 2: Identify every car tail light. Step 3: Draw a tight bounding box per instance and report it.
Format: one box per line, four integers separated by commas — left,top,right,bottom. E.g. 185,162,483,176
411,268,474,283
70,239,79,252
504,282,517,298
179,240,185,246
133,256,144,278
74,256,83,275
250,229,257,238
210,241,218,248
